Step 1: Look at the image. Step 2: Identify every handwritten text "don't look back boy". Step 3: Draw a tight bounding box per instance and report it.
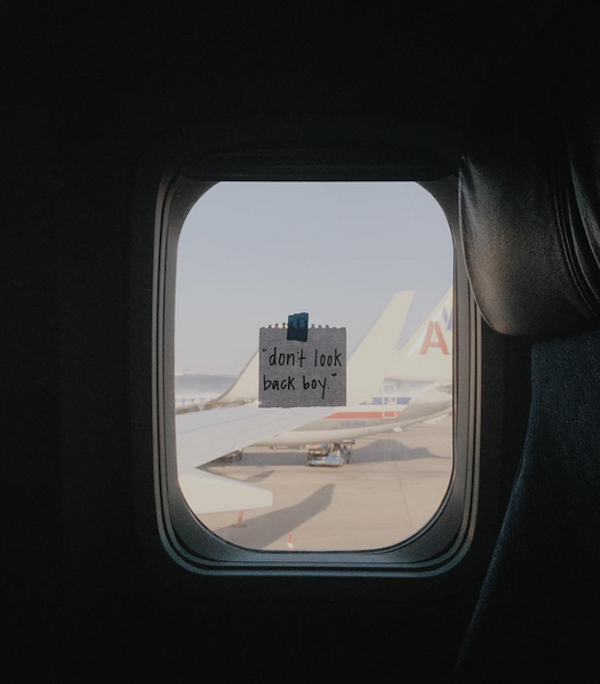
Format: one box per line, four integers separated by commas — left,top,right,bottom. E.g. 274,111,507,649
258,327,346,408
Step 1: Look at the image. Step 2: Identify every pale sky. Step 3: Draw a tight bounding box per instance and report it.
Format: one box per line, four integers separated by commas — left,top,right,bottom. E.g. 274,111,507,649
175,182,452,375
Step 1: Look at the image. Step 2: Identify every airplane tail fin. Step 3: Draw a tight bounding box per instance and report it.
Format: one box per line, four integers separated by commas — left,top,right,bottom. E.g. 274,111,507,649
346,291,414,405
204,351,259,409
386,287,452,384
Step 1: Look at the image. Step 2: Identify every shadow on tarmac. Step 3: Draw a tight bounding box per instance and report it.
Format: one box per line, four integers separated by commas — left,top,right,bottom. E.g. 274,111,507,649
208,437,450,468
210,450,309,467
214,484,334,549
351,439,450,463
242,470,275,484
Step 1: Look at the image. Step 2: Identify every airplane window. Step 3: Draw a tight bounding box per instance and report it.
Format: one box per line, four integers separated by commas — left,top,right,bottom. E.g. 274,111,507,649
175,182,453,552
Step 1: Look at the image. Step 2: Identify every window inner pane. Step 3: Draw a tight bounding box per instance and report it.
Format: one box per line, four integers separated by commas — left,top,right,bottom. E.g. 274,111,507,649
175,182,453,551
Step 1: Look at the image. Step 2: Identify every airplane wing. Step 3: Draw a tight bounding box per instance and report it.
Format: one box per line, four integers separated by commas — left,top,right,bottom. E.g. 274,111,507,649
177,403,333,472
177,404,333,515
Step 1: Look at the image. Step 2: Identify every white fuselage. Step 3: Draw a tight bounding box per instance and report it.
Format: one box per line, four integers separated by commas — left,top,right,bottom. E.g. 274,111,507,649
254,393,450,447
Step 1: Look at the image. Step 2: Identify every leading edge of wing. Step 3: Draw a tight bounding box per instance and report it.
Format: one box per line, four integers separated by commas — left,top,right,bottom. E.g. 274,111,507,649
176,403,334,473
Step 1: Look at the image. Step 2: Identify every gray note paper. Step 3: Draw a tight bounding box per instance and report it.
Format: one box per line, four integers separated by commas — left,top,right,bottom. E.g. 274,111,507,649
259,325,346,407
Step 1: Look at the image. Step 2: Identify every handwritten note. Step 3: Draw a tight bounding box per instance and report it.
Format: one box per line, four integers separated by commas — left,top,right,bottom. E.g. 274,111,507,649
258,326,346,407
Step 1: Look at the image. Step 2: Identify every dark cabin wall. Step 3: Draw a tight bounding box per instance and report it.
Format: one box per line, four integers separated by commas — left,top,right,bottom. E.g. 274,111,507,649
3,4,59,672
4,3,563,681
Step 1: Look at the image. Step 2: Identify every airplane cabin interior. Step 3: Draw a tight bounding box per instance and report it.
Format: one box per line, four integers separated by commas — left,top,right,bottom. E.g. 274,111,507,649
5,2,600,681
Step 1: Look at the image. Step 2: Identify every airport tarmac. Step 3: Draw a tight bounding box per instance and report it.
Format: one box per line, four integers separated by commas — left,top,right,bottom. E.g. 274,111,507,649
196,416,453,551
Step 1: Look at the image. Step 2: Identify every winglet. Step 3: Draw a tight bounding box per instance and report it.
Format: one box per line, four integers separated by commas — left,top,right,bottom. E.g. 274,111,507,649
204,351,259,409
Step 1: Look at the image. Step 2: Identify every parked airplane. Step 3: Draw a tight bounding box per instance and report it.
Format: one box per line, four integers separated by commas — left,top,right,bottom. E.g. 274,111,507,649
200,290,411,410
188,291,452,472
252,288,453,449
176,291,452,513
203,288,452,411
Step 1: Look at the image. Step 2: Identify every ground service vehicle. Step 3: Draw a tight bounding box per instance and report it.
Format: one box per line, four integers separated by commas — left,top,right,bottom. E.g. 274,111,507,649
5,2,600,681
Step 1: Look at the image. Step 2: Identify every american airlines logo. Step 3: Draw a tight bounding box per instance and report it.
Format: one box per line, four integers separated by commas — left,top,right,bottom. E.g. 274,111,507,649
420,305,452,355
441,306,452,332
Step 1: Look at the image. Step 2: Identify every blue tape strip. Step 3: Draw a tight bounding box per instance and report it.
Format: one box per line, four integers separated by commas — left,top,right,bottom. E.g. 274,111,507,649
287,312,309,342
